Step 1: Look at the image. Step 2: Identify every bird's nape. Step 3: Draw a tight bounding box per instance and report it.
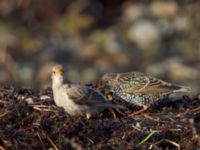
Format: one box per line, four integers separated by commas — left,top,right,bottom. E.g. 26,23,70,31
101,73,117,81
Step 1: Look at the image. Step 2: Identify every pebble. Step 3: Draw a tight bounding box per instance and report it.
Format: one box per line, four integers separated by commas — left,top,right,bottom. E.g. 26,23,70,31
40,95,51,100
25,97,34,104
136,122,141,128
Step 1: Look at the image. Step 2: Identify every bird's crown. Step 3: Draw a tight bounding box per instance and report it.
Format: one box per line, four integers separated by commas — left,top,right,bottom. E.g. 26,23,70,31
101,73,116,81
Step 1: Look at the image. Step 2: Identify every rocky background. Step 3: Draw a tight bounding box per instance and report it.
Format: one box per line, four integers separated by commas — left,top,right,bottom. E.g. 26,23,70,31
0,0,199,90
0,1,200,149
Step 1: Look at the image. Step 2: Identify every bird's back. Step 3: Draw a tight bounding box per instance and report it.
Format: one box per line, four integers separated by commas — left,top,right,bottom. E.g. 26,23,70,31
102,71,192,107
62,84,123,114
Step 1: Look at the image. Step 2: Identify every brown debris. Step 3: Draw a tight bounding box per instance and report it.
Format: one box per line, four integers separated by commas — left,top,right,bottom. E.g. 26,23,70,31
0,84,200,149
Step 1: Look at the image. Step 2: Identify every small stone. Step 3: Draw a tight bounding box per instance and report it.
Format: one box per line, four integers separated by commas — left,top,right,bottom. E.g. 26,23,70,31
25,97,34,104
18,95,25,100
136,122,141,128
40,95,51,100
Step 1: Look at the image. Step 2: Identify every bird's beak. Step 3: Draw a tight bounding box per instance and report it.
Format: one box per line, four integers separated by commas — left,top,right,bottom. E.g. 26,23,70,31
55,70,63,76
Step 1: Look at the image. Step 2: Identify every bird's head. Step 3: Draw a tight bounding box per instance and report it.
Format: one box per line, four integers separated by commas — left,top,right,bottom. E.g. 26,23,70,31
101,73,116,86
52,64,64,86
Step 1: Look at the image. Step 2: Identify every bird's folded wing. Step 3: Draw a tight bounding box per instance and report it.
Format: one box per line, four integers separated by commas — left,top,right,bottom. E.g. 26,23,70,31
65,85,108,106
120,75,182,95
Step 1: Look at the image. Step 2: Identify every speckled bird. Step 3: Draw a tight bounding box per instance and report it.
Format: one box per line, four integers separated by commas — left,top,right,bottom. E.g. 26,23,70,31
101,72,192,109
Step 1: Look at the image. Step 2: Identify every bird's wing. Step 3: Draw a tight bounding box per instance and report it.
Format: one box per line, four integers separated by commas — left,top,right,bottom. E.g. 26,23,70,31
64,84,110,106
117,72,184,95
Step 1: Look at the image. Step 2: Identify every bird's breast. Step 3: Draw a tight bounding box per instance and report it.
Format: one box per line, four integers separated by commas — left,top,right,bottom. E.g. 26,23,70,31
113,86,163,107
52,88,81,115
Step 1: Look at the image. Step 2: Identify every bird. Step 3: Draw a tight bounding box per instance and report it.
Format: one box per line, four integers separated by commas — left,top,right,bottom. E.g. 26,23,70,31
51,64,124,118
101,71,192,113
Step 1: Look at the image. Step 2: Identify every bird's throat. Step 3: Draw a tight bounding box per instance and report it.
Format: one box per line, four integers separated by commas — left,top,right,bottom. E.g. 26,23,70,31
52,76,64,88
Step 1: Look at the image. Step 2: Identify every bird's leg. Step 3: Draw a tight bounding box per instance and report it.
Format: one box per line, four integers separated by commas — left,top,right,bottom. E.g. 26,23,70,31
128,106,148,116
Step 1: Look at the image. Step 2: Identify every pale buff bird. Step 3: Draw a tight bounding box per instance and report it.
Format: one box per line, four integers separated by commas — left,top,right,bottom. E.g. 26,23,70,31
51,65,124,118
101,72,192,111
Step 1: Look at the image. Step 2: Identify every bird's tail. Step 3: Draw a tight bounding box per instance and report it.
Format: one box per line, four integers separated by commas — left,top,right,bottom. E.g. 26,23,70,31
173,86,193,93
109,103,127,110
96,103,126,110
171,86,199,100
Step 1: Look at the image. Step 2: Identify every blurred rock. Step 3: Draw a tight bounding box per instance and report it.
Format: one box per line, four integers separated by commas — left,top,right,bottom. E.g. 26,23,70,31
128,20,161,54
36,63,55,89
66,67,96,84
172,16,190,32
150,1,178,18
122,2,146,23
0,32,16,48
16,64,34,87
0,0,198,90
0,44,6,63
54,5,94,36
0,0,16,16
76,42,101,60
38,49,54,63
146,58,199,89
95,52,130,71
66,69,81,83
0,65,11,83
81,68,97,83
89,29,123,53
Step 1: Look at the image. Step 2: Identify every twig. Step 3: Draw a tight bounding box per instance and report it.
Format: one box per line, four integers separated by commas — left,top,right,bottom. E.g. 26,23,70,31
0,145,6,150
46,134,59,150
32,105,51,108
87,137,94,144
155,139,180,150
188,106,200,114
139,131,156,145
143,114,155,121
0,100,8,104
37,132,46,150
33,105,58,113
131,124,142,132
0,111,9,118
168,129,182,132
177,106,200,118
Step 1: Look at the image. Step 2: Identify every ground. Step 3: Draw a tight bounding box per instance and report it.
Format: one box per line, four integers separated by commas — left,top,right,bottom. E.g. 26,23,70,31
0,84,200,150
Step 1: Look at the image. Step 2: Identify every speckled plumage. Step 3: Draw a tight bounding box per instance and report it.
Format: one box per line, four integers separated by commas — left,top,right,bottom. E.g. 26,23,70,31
101,72,191,107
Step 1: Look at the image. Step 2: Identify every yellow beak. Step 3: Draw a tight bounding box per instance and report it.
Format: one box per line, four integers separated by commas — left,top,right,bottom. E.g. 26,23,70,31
55,71,63,76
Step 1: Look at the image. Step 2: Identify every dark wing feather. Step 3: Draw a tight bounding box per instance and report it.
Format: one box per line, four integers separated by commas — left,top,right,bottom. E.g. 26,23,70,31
65,84,110,106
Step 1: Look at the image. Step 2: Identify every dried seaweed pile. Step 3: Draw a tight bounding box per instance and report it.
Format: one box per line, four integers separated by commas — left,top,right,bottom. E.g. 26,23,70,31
0,85,200,150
